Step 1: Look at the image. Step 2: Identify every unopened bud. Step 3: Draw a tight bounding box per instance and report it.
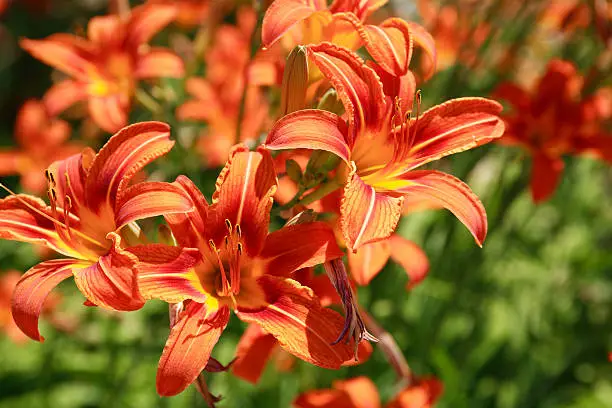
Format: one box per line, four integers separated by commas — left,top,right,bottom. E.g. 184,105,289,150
280,46,309,115
285,159,303,184
305,150,341,180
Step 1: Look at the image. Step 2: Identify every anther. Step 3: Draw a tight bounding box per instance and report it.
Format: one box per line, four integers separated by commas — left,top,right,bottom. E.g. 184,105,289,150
208,239,217,251
225,236,229,247
235,224,242,238
224,219,232,232
237,243,243,255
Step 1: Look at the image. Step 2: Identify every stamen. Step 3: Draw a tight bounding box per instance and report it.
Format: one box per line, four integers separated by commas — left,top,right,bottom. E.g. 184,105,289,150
224,218,232,232
63,195,73,239
235,224,241,238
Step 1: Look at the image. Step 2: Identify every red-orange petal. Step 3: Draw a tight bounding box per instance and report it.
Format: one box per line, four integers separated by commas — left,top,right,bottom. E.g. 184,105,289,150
339,14,412,76
405,98,505,171
114,181,193,228
395,170,487,246
261,0,326,47
11,259,76,342
72,232,145,311
389,235,430,290
406,21,437,80
208,146,277,257
260,221,344,277
20,37,94,81
130,244,205,303
294,376,381,408
135,48,185,79
87,14,124,48
157,301,230,397
126,4,177,47
0,194,75,257
88,95,129,133
235,275,355,369
231,324,278,384
165,175,209,249
341,166,404,251
47,148,95,215
265,109,351,163
387,376,444,408
43,79,87,116
306,43,388,143
369,60,416,116
84,121,173,214
530,153,564,203
347,239,391,286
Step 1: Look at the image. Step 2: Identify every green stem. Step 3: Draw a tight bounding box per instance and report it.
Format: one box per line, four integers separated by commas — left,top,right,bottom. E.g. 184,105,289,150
295,178,343,208
135,88,162,115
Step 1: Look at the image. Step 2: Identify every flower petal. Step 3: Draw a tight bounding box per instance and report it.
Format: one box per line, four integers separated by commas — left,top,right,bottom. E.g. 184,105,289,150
306,43,388,144
261,0,326,48
265,109,351,164
47,149,95,215
395,170,487,246
135,48,185,79
130,244,206,303
11,259,77,342
369,61,416,116
236,275,356,369
157,301,230,397
294,376,381,408
232,324,278,384
72,232,145,311
259,221,344,276
126,4,177,47
341,166,404,251
43,80,87,116
338,14,412,76
84,121,173,214
405,97,505,170
164,175,209,249
208,146,277,257
530,153,564,203
20,36,94,81
347,239,391,286
406,21,437,80
87,15,124,47
0,194,76,257
389,235,430,290
387,377,444,408
114,181,193,228
88,95,129,133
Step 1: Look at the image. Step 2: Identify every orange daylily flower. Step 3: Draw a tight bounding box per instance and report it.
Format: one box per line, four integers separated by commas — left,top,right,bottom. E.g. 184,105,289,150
0,271,62,344
20,4,184,133
133,145,360,396
177,7,279,167
266,44,505,251
294,375,443,408
0,122,194,341
539,0,611,46
0,99,81,193
147,0,210,27
417,0,490,72
231,267,373,384
262,0,437,77
495,59,612,202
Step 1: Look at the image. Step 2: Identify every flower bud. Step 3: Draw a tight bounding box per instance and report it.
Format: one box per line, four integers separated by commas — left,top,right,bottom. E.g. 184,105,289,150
285,158,303,184
280,45,309,115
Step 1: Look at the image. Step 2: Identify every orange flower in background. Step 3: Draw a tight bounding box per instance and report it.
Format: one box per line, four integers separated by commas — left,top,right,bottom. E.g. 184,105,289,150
495,59,612,202
21,4,184,133
417,0,490,72
147,0,210,27
177,7,279,167
539,0,611,46
266,44,505,251
0,122,194,341
293,375,443,408
133,145,359,396
262,0,437,77
0,99,81,193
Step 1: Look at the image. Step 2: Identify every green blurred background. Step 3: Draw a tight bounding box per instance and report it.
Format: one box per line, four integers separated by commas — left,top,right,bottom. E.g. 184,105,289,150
0,1,611,407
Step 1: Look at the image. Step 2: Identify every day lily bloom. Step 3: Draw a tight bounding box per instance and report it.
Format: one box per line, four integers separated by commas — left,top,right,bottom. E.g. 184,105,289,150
0,99,80,193
177,7,279,167
147,0,209,27
262,0,437,77
495,59,612,202
21,4,184,133
134,145,359,396
294,375,443,408
0,122,193,341
266,44,505,251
